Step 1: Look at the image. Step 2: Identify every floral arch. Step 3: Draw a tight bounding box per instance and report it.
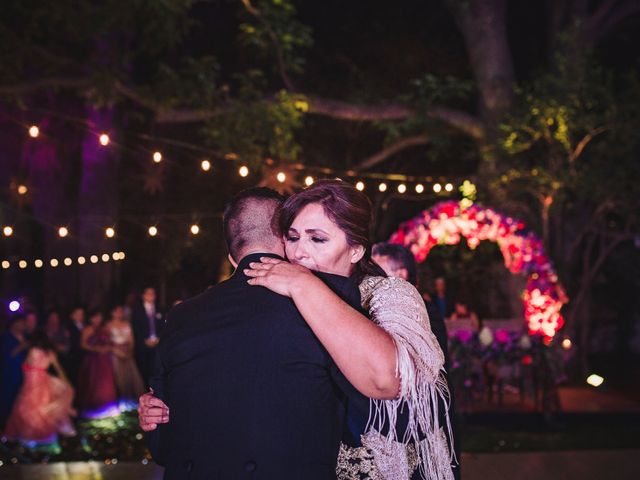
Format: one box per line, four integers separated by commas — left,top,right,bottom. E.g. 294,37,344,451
389,200,567,338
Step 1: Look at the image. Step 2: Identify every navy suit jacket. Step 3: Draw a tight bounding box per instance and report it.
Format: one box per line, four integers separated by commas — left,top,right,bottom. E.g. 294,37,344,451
147,253,364,480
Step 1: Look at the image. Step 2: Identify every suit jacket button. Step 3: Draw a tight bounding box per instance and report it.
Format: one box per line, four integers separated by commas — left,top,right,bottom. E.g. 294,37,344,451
183,460,193,472
244,461,257,472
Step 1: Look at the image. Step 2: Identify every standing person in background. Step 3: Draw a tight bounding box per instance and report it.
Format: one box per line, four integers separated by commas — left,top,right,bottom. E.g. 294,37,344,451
106,305,144,408
67,306,86,389
77,310,117,417
372,242,460,480
132,287,164,385
424,277,453,321
3,331,76,442
24,310,39,340
45,311,70,358
0,315,29,422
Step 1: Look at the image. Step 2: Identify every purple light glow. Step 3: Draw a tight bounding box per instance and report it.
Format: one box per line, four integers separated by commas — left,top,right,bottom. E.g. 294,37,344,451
9,300,20,312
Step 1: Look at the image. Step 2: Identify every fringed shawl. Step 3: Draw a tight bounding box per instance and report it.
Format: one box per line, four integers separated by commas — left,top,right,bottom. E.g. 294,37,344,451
358,276,455,480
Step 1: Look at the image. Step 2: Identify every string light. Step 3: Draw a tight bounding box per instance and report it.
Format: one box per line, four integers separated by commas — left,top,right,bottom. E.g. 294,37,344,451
3,226,13,237
112,252,119,260
153,151,162,163
304,176,314,186
77,256,86,265
415,184,424,194
356,181,365,191
586,374,604,387
9,301,20,312
90,255,99,264
28,125,40,138
99,133,110,146
276,172,286,183
397,183,407,194
201,160,211,172
562,338,572,349
378,182,388,192
105,227,115,238
190,224,200,235
18,260,27,269
148,226,158,237
34,259,43,268
445,183,454,192
58,227,69,238
1,261,9,269
17,185,28,195
433,183,442,193
1,250,128,270
63,257,72,266
50,259,59,267
101,254,110,262
239,166,249,177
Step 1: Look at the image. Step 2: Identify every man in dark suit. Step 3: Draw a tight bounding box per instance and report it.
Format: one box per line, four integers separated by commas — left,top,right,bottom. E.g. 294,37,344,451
372,242,460,480
144,188,368,479
132,287,164,385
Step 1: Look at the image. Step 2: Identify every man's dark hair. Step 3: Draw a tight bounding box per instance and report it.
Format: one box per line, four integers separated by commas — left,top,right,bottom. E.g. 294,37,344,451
372,242,418,286
223,187,285,261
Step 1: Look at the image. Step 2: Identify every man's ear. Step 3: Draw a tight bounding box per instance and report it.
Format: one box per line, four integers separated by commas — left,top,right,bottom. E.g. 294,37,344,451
350,245,366,264
228,254,238,268
396,267,409,281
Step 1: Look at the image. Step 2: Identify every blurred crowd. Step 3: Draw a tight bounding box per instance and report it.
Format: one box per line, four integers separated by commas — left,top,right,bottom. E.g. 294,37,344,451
0,287,168,444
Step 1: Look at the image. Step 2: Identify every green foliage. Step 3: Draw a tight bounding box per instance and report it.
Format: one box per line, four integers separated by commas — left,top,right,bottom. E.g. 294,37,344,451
149,56,220,109
238,0,313,75
202,75,305,166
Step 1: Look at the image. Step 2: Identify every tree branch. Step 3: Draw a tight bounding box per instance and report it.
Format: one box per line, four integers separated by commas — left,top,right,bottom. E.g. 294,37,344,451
0,77,87,95
356,134,430,170
239,0,295,91
569,126,608,163
586,0,640,41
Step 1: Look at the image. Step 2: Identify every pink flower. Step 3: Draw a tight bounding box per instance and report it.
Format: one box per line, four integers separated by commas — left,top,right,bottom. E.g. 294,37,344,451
495,329,510,343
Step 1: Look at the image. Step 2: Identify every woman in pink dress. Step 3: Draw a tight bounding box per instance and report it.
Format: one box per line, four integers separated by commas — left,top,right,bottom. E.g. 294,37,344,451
76,309,117,416
4,332,76,443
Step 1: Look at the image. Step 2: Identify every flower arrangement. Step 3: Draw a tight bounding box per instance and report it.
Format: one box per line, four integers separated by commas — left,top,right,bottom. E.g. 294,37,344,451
390,200,567,338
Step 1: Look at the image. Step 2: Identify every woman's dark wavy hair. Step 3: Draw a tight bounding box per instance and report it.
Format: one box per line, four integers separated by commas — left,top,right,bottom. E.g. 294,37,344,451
278,179,386,281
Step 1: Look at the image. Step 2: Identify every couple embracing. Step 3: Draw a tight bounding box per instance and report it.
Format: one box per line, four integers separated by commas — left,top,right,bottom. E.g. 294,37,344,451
138,180,456,479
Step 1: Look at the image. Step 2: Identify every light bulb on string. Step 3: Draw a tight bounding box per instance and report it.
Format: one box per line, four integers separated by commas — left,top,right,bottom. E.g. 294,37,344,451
17,185,28,195
58,227,69,238
99,133,110,146
239,166,249,177
101,254,110,262
148,226,158,237
355,181,365,191
3,226,13,237
378,182,388,192
77,256,86,265
50,258,59,267
397,184,407,194
433,183,442,193
153,151,162,163
112,252,119,261
105,227,115,238
28,125,40,138
190,224,200,235
1,261,9,269
34,259,43,268
90,255,98,264
445,183,454,192
304,176,314,186
18,260,27,269
276,172,286,183
201,160,211,172
415,184,424,194
64,257,72,266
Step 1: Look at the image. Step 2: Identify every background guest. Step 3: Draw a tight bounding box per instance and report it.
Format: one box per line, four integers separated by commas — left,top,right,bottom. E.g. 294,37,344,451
77,310,117,416
66,306,86,389
424,277,453,320
45,310,70,357
132,287,164,385
3,331,76,442
106,305,144,407
0,315,29,422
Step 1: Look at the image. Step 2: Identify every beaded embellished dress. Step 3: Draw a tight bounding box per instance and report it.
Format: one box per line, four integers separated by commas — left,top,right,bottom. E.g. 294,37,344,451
336,276,454,480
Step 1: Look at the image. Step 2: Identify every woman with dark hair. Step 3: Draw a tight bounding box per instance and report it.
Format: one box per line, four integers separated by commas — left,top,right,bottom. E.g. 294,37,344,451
3,331,76,442
76,309,117,416
245,180,454,480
